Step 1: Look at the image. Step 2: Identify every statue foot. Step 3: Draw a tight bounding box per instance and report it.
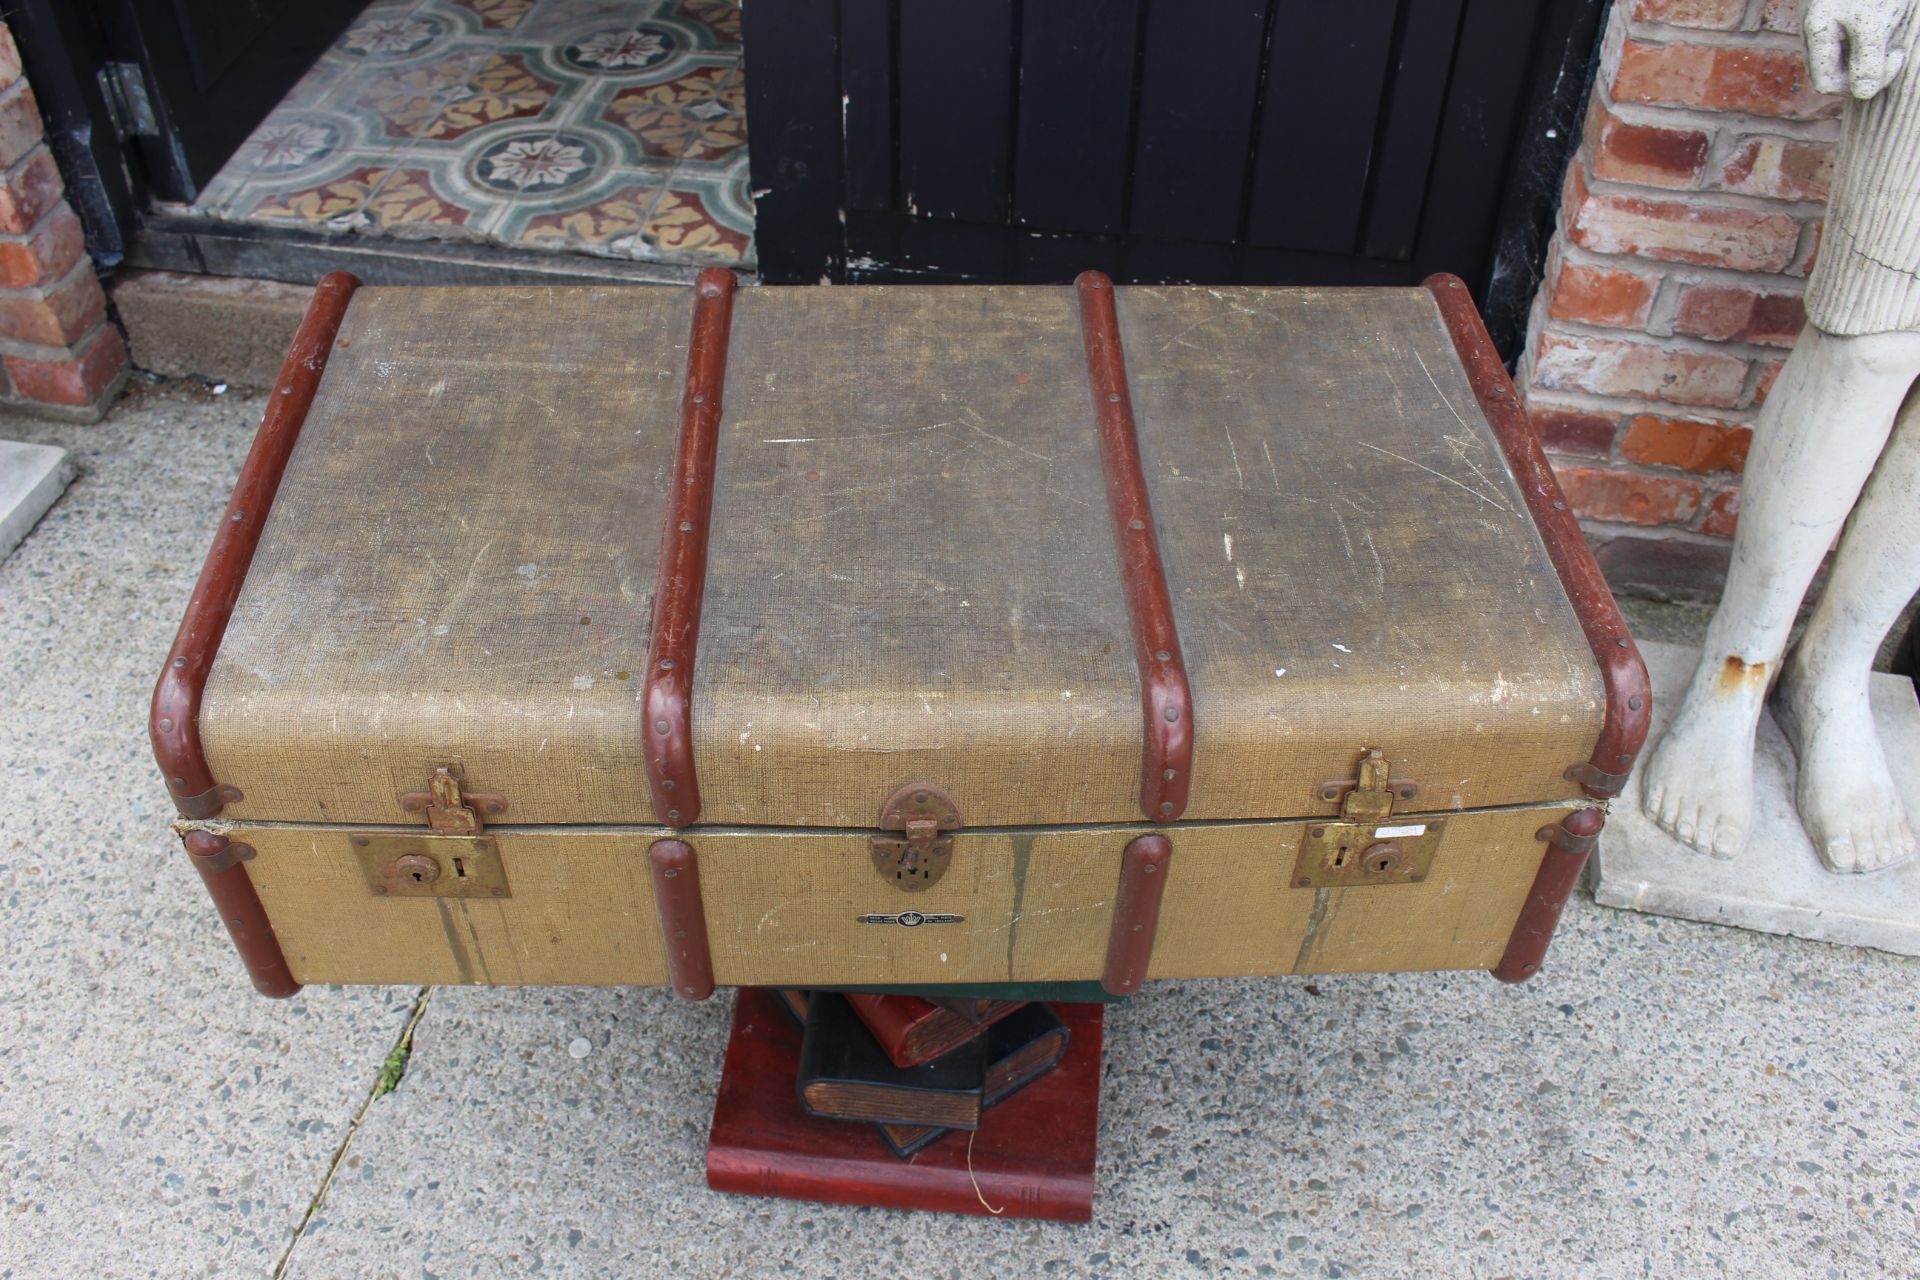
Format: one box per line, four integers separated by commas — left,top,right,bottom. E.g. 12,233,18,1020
1776,655,1917,875
1641,659,1768,860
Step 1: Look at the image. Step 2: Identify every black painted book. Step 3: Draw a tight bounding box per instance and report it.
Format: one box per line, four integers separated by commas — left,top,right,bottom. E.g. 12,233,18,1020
796,992,987,1130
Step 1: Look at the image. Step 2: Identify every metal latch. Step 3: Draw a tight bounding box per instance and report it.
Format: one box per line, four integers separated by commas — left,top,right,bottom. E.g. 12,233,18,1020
1293,748,1444,889
354,769,514,897
399,767,507,835
870,782,962,892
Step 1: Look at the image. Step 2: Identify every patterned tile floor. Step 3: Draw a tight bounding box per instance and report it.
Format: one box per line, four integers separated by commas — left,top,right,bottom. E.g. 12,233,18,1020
193,0,753,268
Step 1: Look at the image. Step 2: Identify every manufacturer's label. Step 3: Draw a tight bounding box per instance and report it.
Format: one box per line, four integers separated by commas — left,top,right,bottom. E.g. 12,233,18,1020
855,911,964,928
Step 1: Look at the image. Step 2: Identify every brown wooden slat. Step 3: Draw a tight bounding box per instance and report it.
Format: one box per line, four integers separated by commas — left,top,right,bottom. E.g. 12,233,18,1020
1491,809,1602,983
1422,272,1651,984
1074,271,1194,822
183,831,301,998
644,268,739,827
1102,833,1172,996
650,838,716,1000
149,270,360,818
1423,273,1652,797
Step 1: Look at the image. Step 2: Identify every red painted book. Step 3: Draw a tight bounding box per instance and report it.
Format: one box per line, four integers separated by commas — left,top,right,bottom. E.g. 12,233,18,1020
707,988,1102,1222
844,992,1028,1069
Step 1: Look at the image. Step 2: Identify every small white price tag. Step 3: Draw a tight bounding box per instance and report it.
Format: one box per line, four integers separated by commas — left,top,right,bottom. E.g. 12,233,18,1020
1373,823,1427,839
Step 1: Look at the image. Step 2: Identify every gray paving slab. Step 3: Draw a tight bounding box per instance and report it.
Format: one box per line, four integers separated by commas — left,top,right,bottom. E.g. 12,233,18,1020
0,439,75,562
0,381,1916,1279
0,387,418,1279
286,903,1920,1280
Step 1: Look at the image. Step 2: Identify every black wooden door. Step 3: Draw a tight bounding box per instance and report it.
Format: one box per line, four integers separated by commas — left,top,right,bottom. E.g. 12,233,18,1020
93,0,365,202
744,0,1603,356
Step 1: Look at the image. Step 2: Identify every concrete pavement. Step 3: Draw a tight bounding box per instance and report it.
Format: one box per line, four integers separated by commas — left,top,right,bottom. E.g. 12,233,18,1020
1,382,1915,1279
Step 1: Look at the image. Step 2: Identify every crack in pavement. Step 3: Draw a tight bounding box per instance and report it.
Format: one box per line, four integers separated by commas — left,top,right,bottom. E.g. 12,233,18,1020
272,986,436,1280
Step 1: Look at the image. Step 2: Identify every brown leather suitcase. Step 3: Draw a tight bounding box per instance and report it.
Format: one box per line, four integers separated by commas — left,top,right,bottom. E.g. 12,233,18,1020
150,269,1648,1000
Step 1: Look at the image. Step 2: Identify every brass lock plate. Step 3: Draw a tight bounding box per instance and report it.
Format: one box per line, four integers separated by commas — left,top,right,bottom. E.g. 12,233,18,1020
352,833,511,899
1292,818,1444,889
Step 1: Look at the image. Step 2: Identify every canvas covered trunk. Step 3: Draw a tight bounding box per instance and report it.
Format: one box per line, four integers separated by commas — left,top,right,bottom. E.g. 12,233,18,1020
150,270,1648,1000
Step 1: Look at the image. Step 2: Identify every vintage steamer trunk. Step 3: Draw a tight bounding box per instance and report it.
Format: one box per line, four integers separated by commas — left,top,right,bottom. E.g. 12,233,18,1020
150,270,1649,1001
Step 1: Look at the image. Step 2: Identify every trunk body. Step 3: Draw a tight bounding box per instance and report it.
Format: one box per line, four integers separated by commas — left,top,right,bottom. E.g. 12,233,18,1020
157,275,1645,994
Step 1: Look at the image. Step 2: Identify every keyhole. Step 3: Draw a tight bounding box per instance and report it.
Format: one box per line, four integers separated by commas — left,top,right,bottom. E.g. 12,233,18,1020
393,854,440,886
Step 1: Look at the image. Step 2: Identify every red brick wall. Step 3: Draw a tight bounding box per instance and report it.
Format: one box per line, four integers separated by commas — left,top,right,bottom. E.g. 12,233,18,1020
1517,0,1837,601
0,23,127,422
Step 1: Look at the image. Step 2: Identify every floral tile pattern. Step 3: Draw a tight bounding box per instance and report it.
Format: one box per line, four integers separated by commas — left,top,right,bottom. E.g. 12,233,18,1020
191,0,753,268
604,66,743,159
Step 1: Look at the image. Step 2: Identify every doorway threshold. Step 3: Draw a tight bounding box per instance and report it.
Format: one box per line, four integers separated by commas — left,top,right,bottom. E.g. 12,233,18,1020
128,206,755,288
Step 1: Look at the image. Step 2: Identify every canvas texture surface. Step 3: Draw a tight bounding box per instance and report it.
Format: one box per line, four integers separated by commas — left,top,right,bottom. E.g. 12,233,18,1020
228,803,1576,987
200,283,1603,831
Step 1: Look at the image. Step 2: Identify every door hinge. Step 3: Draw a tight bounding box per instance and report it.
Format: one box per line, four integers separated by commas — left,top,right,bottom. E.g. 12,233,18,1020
97,62,159,139
1294,748,1444,889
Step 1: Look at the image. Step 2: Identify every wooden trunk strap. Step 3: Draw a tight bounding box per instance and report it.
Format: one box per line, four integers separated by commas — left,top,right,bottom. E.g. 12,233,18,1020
649,838,716,999
184,831,301,998
643,268,738,828
1075,272,1195,822
1423,274,1652,799
1423,274,1652,982
1493,809,1603,983
150,271,361,820
1102,834,1173,996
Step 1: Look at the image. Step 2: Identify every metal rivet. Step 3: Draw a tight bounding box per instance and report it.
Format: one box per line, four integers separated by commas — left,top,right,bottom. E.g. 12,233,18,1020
1163,706,1180,721
1133,923,1144,932
655,720,670,734
662,780,675,791
1163,768,1176,781
158,717,173,732
1297,876,1312,887
1107,393,1121,403
679,521,694,532
172,657,187,669
1155,649,1170,661
693,393,707,404
1143,863,1157,873
1629,696,1644,711
1616,637,1630,648
1129,518,1145,530
684,986,697,996
1159,802,1173,814
659,659,675,669
668,809,681,821
663,868,678,878
230,511,245,522
171,776,185,788
1311,826,1326,838
1552,501,1566,511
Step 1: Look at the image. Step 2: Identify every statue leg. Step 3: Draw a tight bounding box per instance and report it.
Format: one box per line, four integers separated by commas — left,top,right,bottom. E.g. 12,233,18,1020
1775,378,1920,873
1641,326,1920,858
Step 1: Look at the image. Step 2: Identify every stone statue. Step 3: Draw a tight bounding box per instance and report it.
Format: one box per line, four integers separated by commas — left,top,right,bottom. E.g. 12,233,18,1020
1641,0,1920,873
